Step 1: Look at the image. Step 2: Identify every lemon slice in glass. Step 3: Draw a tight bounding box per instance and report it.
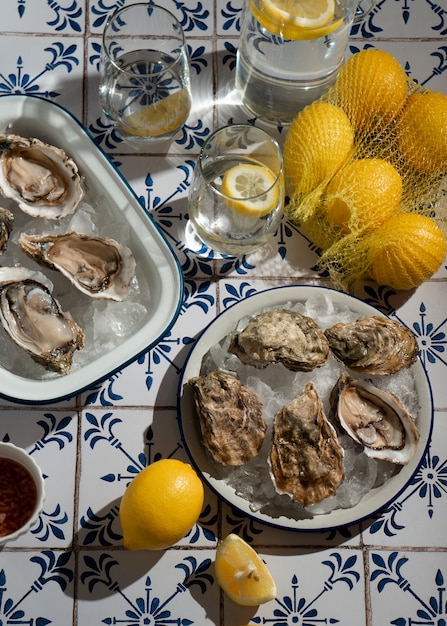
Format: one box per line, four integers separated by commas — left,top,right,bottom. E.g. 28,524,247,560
215,534,277,606
123,88,191,137
251,0,341,40
221,163,280,217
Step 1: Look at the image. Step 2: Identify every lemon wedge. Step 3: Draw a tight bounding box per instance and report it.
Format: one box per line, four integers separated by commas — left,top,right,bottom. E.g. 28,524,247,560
123,88,191,137
215,534,277,606
251,0,341,40
221,163,280,217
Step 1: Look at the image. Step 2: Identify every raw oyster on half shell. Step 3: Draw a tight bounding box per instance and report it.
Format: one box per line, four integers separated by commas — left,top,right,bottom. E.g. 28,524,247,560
330,373,420,464
0,134,84,219
0,266,85,374
19,231,136,301
324,315,418,375
0,207,14,254
269,382,344,507
188,369,267,466
228,308,329,372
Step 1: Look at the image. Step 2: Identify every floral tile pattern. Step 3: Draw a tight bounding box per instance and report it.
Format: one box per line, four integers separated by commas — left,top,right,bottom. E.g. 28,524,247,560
0,1,447,625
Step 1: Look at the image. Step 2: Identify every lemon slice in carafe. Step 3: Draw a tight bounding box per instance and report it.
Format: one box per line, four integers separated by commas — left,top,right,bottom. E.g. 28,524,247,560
252,0,341,40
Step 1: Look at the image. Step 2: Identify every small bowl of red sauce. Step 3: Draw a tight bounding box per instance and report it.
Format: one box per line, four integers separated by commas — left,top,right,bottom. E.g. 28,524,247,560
0,442,45,545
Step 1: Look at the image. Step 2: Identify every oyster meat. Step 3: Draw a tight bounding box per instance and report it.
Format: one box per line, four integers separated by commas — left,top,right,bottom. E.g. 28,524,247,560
188,369,267,466
0,134,83,219
228,308,329,371
19,231,136,301
269,382,344,507
0,207,13,254
330,373,420,464
324,315,418,375
0,266,85,374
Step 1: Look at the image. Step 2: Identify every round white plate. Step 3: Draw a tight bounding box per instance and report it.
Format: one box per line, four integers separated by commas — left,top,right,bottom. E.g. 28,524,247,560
178,285,433,531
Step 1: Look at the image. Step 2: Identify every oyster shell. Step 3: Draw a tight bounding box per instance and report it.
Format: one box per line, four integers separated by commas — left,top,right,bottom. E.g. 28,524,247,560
330,373,420,464
324,315,418,375
0,134,83,219
0,207,14,254
0,266,85,374
228,308,329,371
19,231,136,301
269,382,344,506
188,369,267,466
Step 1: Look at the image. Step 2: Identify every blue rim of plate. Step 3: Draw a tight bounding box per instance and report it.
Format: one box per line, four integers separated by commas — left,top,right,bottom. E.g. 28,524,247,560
177,285,433,532
0,94,184,404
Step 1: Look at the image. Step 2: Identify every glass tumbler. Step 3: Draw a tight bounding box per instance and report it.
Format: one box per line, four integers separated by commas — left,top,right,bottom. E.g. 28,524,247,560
99,3,192,145
188,124,284,257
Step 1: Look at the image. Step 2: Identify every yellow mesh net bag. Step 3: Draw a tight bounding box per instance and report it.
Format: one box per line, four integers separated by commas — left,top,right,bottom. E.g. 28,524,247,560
284,49,447,292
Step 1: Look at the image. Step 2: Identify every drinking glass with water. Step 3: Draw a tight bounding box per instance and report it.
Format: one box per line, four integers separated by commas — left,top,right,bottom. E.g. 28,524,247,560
188,125,284,257
99,3,192,145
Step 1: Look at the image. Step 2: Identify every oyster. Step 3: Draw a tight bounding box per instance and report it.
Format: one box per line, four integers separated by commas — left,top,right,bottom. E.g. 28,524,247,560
188,369,267,466
0,266,85,374
19,231,136,301
269,382,344,507
0,134,83,219
0,207,13,254
330,373,420,464
228,308,329,371
324,315,418,375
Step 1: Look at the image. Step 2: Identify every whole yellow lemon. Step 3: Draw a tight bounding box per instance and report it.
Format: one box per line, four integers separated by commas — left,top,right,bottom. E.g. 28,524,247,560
334,49,408,130
119,458,204,551
397,91,447,175
325,157,402,233
369,213,447,290
283,101,354,195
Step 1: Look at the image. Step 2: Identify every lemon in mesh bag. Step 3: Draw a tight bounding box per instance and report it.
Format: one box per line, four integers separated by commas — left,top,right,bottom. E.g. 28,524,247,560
333,48,408,132
397,92,447,176
368,213,447,291
325,158,402,234
284,48,447,292
283,101,354,197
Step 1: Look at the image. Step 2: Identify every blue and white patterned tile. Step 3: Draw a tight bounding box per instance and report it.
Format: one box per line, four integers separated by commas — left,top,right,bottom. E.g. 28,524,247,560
115,154,193,252
0,551,74,622
217,0,243,37
363,410,447,546
0,409,77,548
388,281,447,405
88,0,214,36
369,549,447,625
79,406,218,547
1,0,85,34
78,548,219,624
354,0,447,40
0,35,84,119
224,548,366,626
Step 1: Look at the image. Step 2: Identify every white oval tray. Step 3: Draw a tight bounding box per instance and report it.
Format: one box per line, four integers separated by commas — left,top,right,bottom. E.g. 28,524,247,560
0,95,183,404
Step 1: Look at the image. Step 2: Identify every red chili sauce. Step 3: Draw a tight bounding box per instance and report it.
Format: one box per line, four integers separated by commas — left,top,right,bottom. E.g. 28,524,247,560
0,457,38,537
